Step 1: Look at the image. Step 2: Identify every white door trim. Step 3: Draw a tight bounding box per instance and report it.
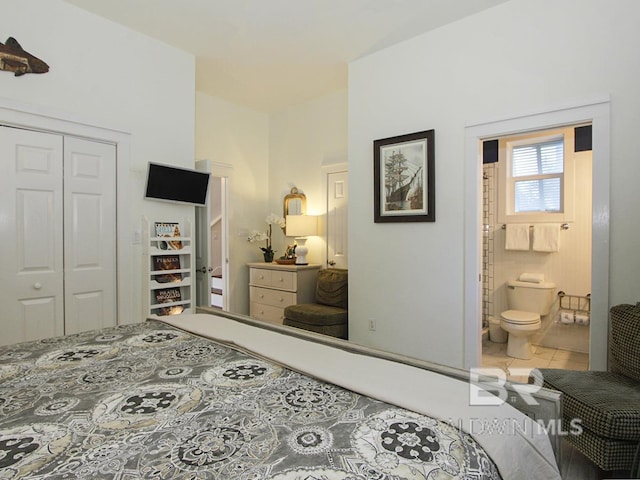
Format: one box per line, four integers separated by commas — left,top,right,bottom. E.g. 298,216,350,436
199,159,232,311
464,96,610,370
0,97,133,326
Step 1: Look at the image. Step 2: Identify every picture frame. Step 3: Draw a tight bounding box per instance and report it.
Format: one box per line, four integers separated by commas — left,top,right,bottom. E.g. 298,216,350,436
374,129,435,223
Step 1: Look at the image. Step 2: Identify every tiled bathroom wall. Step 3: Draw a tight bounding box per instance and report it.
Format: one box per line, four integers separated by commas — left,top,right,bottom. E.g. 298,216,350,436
482,164,496,328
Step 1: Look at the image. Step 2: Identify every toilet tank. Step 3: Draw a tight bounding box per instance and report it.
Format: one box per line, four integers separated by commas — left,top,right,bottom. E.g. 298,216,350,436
506,280,556,315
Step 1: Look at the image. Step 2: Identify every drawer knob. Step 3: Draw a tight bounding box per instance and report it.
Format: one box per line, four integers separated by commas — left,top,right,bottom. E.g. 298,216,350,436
259,294,264,299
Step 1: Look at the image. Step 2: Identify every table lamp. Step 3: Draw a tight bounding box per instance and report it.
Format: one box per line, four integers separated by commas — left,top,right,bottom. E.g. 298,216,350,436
286,215,318,265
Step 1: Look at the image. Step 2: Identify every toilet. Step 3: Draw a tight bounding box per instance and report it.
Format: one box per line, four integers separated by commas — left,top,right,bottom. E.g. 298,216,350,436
500,279,555,360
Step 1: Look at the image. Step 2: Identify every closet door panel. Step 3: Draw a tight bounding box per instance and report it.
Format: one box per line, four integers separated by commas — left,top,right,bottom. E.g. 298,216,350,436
18,297,59,342
64,137,117,334
0,126,64,345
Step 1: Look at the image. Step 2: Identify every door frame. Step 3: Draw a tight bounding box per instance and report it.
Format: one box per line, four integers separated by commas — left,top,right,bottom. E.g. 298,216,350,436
196,159,232,311
322,162,348,268
463,96,610,370
0,97,133,324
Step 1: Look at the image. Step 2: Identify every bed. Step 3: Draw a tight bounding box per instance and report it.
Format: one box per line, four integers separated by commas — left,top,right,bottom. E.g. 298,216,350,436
0,312,561,479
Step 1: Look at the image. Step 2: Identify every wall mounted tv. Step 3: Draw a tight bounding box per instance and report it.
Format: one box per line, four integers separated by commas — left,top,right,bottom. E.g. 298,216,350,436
144,162,210,206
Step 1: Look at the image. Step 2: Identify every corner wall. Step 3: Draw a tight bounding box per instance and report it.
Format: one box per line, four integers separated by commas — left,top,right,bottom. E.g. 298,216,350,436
348,0,640,367
195,92,269,315
268,89,349,266
194,90,346,315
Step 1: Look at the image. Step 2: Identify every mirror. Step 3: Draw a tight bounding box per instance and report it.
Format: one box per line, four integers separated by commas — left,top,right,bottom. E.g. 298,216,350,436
283,187,306,219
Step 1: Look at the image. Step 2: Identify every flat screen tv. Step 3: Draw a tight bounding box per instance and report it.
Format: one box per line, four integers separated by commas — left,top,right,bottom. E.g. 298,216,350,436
144,162,210,206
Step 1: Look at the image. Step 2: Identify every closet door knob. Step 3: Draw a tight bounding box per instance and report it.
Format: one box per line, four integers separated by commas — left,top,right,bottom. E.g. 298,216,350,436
33,282,42,290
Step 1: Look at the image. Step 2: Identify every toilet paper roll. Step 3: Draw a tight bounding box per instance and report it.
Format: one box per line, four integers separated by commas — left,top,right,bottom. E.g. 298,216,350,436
575,313,590,325
559,310,574,324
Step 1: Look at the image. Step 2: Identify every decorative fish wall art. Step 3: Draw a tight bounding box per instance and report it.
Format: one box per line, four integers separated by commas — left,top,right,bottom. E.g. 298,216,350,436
0,37,49,76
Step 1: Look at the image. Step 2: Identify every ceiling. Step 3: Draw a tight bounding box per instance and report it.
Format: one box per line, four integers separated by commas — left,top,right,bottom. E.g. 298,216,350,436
64,0,508,112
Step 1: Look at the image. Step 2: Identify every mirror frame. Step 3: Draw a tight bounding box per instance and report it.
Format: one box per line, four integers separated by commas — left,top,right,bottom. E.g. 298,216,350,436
283,187,307,218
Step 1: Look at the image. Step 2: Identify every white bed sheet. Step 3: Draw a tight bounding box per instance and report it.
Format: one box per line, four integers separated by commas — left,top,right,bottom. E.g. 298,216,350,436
159,313,561,480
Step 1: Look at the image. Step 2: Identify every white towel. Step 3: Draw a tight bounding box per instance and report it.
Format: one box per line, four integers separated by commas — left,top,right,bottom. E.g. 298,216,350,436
505,224,530,251
533,223,560,252
519,272,545,283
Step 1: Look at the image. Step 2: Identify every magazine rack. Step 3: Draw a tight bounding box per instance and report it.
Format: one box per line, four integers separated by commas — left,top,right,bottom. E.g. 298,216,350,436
143,217,194,318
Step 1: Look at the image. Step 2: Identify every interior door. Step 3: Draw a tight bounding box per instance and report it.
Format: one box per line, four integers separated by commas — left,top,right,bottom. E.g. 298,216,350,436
195,160,229,311
327,170,348,268
63,137,117,334
0,126,65,345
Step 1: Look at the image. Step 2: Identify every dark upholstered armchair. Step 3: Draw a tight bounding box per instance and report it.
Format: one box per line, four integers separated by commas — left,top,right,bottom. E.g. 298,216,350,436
533,303,640,474
283,268,348,339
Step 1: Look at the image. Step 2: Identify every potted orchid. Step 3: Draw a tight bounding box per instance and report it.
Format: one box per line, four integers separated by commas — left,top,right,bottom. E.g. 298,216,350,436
247,213,286,262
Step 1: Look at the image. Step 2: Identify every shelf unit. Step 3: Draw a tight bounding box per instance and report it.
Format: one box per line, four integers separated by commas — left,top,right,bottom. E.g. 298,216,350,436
143,217,194,318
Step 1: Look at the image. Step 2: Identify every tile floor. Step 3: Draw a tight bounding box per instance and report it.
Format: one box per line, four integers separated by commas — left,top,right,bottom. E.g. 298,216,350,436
482,340,589,383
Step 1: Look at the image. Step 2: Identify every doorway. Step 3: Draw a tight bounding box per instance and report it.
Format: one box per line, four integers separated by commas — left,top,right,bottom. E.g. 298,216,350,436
0,99,133,335
464,98,610,370
480,124,592,374
195,160,230,311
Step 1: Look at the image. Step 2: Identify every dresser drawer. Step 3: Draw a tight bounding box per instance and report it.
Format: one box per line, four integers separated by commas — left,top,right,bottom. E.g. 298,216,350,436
250,268,296,291
250,286,296,308
250,302,285,324
247,263,321,325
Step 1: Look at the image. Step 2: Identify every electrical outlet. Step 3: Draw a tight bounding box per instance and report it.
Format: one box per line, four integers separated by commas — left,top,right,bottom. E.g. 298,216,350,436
368,319,376,331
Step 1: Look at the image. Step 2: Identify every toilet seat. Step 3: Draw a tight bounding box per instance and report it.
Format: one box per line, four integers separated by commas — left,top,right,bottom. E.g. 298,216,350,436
501,309,540,325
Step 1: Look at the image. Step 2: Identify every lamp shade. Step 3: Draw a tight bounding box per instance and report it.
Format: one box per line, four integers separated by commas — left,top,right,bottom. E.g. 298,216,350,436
286,215,317,237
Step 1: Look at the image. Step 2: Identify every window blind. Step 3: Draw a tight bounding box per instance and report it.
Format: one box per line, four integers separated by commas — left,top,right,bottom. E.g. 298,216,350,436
511,139,563,213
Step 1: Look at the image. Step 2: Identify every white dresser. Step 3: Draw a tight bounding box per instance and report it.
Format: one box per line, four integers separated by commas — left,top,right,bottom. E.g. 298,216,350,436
248,262,321,325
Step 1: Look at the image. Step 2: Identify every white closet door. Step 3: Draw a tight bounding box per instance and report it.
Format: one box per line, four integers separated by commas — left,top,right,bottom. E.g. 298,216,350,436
63,137,117,334
0,126,65,345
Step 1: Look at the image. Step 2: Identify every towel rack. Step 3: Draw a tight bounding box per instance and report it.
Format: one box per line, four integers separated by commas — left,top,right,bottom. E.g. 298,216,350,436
501,223,569,230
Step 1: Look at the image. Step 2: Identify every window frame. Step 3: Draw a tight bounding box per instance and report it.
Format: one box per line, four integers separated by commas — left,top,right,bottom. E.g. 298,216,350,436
497,128,575,225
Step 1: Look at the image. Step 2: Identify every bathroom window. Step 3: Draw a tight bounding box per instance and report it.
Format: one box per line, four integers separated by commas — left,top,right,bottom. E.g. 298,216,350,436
497,128,575,224
511,138,564,213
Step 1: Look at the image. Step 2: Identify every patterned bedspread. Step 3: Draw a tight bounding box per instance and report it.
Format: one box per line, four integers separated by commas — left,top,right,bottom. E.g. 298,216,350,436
0,320,501,479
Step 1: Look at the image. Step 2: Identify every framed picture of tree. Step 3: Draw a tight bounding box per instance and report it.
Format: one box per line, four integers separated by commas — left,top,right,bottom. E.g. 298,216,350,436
373,129,435,222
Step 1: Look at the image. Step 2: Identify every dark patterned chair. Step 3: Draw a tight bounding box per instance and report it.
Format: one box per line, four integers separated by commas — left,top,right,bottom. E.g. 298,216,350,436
533,303,640,474
283,268,348,339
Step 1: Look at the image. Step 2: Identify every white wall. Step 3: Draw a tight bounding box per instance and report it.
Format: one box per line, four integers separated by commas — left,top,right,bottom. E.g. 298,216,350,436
268,89,348,265
349,0,640,367
1,0,195,323
195,92,269,314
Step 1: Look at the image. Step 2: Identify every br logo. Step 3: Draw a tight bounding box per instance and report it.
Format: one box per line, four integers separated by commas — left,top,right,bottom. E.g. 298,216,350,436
468,367,544,406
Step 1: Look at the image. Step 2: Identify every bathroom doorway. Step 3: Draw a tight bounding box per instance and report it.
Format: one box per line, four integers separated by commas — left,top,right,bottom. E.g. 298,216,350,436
463,98,611,371
481,124,592,375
